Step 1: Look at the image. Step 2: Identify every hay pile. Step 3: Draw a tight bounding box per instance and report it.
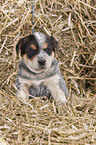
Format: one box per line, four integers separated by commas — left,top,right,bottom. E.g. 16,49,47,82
0,0,96,144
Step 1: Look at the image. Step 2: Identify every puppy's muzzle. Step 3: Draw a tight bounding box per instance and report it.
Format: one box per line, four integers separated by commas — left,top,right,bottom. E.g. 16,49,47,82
38,59,46,67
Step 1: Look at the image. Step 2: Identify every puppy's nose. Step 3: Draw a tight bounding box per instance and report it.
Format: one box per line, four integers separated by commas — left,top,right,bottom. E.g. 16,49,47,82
38,59,46,66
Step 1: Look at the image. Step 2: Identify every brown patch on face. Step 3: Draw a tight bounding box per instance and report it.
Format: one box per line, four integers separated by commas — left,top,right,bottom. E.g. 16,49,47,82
22,53,36,65
51,51,54,58
30,44,37,50
43,43,48,50
22,54,28,64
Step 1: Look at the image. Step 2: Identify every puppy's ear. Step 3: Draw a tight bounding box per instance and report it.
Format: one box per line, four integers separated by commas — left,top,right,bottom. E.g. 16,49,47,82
51,36,58,51
16,38,24,55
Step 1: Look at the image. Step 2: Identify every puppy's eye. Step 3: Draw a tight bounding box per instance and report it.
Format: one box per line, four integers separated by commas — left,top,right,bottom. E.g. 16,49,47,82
28,49,35,53
44,47,52,56
27,48,36,58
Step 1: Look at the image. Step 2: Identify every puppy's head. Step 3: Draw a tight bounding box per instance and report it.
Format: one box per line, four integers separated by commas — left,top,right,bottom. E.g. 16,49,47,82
16,32,58,73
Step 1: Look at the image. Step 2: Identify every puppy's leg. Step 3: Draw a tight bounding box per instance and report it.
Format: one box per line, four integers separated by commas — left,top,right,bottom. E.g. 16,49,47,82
49,83,67,103
44,75,68,103
16,84,29,102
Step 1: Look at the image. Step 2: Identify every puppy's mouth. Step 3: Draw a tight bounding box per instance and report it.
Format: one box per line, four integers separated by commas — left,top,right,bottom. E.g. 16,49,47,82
28,65,48,74
39,65,46,69
32,68,48,74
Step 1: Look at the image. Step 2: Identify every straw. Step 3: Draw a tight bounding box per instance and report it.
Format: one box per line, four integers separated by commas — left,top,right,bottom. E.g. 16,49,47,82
0,0,96,144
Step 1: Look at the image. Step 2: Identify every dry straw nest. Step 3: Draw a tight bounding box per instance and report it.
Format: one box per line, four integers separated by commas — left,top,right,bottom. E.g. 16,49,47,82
0,0,96,144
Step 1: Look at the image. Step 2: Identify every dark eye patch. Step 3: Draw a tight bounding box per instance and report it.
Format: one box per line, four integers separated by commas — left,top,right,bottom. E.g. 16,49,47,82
44,46,52,56
27,47,37,58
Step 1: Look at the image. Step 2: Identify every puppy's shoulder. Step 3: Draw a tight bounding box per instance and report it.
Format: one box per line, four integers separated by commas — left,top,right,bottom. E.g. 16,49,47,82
51,58,61,74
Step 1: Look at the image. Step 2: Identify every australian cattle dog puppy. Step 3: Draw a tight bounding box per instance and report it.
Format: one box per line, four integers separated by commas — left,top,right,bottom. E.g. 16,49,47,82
16,32,68,103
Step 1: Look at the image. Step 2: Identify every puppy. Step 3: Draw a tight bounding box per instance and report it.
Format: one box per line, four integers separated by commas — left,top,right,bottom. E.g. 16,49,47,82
16,32,68,103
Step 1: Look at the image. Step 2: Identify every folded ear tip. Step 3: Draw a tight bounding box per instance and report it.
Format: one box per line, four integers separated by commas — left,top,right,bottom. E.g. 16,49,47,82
16,42,19,55
16,38,23,55
51,36,58,50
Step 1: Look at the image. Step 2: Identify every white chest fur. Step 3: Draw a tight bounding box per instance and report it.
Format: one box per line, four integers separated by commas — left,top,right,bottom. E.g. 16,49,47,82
18,74,60,87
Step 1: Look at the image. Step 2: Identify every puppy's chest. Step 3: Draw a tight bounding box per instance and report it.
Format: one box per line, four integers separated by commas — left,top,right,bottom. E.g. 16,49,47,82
19,74,60,97
19,76,49,86
19,74,59,87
